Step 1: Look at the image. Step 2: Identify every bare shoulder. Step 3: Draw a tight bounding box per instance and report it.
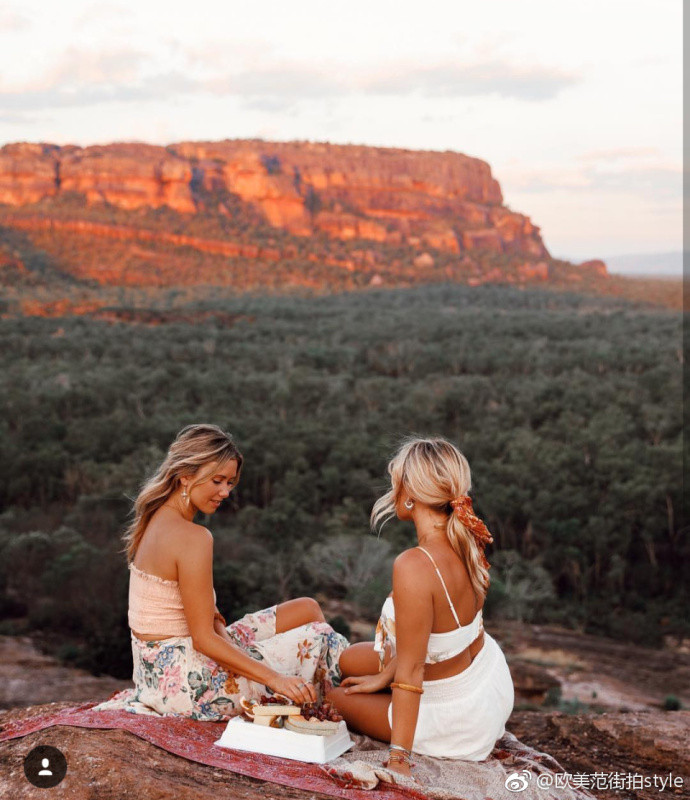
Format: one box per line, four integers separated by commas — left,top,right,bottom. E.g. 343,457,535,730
160,511,211,539
392,549,435,622
393,548,431,583
175,525,214,582
163,518,213,567
172,521,212,548
394,547,428,568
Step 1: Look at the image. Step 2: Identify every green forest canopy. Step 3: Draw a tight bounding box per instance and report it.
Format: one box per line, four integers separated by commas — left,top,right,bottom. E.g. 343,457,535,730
0,283,684,677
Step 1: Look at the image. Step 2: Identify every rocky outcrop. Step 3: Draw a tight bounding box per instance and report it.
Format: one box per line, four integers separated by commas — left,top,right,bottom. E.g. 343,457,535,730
2,215,284,261
60,144,196,214
510,660,562,705
0,636,128,712
0,143,195,214
0,702,335,800
1,703,686,800
0,139,551,260
508,709,690,800
0,143,60,205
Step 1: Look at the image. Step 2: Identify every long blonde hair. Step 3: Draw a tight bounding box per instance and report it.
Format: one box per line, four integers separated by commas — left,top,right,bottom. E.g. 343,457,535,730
120,424,243,563
371,437,490,606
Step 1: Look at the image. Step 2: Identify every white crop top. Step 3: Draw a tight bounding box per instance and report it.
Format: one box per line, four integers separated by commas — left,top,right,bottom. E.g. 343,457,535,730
373,547,484,665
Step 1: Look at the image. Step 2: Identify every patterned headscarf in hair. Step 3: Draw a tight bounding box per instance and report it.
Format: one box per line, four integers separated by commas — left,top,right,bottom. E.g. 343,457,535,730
450,495,493,570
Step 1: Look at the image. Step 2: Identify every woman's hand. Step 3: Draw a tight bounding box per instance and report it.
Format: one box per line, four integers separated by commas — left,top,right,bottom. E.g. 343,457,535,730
267,672,317,705
341,672,389,694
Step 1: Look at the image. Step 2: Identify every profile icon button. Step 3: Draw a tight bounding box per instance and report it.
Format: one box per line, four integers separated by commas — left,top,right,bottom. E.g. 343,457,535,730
23,745,68,788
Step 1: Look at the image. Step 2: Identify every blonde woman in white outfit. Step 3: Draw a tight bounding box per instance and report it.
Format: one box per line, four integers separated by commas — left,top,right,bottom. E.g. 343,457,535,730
326,438,514,778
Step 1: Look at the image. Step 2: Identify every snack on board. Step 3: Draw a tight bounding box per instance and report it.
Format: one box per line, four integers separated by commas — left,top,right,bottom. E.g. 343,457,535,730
301,700,343,723
253,704,301,717
254,715,281,727
238,695,344,735
284,715,340,736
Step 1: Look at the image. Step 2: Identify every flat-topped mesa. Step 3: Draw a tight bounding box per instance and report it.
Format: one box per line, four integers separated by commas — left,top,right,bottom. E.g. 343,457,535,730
0,139,549,259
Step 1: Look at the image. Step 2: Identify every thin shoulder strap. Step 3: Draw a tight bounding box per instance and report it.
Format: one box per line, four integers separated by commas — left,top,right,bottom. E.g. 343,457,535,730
416,547,461,628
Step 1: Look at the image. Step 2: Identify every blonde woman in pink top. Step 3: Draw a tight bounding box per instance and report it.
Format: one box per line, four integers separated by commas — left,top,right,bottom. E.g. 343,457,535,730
93,424,347,721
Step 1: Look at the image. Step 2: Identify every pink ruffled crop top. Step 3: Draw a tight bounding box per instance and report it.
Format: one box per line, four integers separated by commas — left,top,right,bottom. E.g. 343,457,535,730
128,562,216,637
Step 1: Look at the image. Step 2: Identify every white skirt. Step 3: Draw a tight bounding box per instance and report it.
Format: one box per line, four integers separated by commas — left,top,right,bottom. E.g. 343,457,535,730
387,632,514,761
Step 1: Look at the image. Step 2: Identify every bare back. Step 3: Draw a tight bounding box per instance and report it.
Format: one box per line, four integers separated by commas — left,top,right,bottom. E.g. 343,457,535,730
131,507,207,641
402,544,485,680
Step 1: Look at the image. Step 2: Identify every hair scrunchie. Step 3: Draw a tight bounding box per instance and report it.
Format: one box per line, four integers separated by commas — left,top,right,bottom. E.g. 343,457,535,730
449,495,493,570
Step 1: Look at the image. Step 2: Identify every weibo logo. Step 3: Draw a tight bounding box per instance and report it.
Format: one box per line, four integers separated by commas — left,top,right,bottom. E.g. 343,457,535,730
504,770,532,792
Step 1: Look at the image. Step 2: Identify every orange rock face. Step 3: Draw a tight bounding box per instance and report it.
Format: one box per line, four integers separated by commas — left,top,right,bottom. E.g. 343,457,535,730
0,139,549,259
0,143,59,205
579,259,608,277
59,144,196,214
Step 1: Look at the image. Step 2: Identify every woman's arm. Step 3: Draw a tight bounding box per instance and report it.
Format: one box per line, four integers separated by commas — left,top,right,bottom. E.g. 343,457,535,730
177,527,315,704
388,550,434,773
341,656,397,694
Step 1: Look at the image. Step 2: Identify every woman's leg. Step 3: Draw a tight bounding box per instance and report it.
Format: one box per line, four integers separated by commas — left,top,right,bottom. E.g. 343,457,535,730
339,641,381,678
326,687,392,742
252,602,347,698
275,597,325,633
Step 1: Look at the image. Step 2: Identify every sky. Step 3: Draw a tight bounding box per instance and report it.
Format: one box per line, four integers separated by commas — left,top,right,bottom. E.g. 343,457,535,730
0,0,682,268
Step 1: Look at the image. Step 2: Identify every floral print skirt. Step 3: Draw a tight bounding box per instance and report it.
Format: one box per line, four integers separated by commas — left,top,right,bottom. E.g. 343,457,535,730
92,605,348,721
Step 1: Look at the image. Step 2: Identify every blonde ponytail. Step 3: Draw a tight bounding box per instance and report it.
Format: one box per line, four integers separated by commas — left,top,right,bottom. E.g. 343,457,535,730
371,437,491,605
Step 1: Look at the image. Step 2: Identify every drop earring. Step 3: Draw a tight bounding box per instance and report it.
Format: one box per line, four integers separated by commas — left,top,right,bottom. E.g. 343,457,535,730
181,488,190,506
404,499,414,510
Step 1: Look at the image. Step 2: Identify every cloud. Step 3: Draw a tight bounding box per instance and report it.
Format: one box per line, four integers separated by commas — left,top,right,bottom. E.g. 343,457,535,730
0,47,189,110
177,39,277,71
588,165,682,202
0,71,200,110
0,111,38,124
201,64,347,113
74,4,130,29
504,162,682,203
1,41,578,113
360,60,580,101
223,58,580,107
47,47,148,89
577,146,661,163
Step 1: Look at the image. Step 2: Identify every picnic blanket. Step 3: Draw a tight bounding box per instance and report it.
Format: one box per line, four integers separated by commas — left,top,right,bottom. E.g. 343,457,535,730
0,701,594,800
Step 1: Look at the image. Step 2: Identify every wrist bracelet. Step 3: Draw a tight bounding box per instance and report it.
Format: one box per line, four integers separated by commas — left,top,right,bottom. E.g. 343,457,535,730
385,749,413,768
390,682,424,694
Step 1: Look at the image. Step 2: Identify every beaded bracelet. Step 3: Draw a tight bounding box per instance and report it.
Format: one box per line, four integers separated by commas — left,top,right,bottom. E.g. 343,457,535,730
385,749,413,769
390,682,424,694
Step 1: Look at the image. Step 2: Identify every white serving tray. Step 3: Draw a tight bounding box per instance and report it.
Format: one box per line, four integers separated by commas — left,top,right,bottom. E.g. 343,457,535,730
214,716,354,764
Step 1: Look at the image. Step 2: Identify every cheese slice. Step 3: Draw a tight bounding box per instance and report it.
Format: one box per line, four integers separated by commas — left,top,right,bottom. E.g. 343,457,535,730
252,704,301,717
253,715,278,727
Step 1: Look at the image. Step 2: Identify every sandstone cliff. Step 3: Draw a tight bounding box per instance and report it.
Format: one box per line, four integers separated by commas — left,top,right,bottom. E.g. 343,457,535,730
0,139,611,294
0,140,547,257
